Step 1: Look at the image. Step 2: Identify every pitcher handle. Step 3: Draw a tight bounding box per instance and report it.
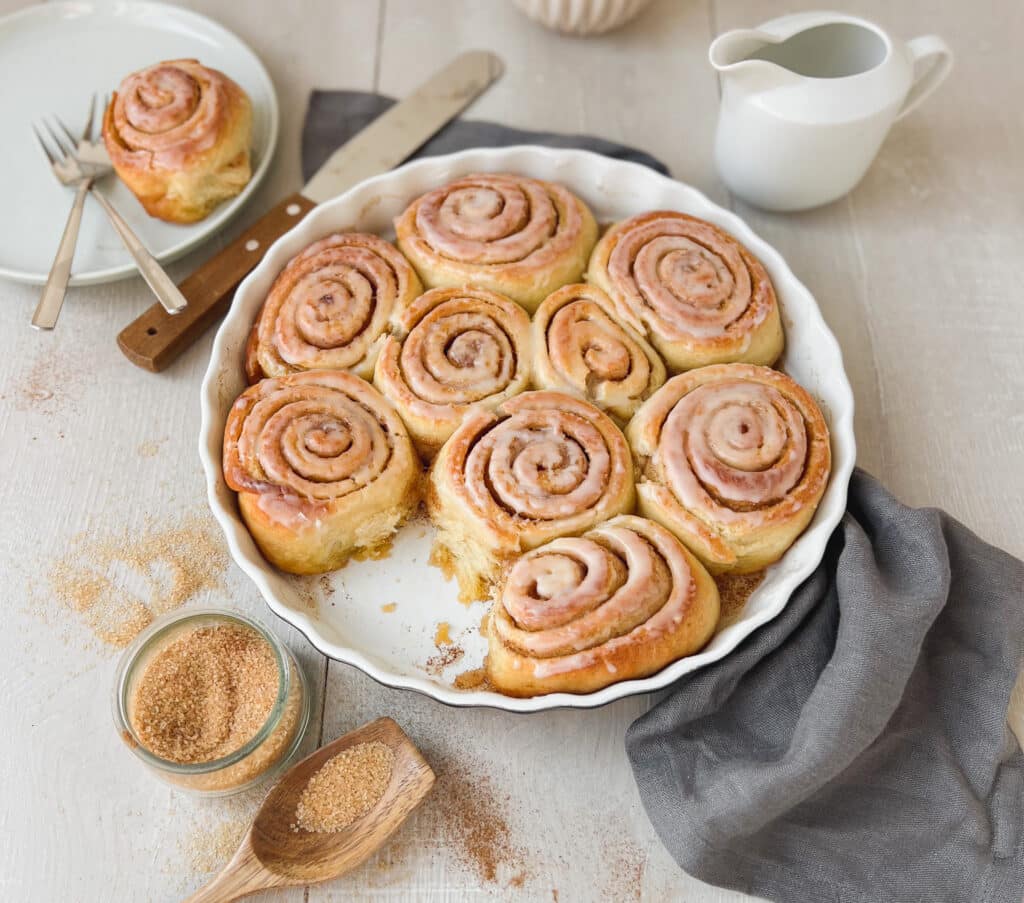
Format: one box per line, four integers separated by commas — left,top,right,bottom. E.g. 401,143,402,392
897,35,954,120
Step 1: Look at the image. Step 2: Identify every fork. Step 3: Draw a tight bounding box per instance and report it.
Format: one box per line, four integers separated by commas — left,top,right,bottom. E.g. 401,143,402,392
31,95,187,330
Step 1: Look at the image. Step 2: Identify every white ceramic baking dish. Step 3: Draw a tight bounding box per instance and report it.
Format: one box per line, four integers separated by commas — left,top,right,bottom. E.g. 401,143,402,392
199,147,856,712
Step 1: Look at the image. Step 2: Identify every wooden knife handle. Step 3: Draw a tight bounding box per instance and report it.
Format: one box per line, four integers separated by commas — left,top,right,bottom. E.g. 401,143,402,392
117,193,317,372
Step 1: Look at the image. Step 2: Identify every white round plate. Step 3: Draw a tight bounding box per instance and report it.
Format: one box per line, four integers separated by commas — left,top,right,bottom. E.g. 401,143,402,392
0,1,278,286
200,147,856,712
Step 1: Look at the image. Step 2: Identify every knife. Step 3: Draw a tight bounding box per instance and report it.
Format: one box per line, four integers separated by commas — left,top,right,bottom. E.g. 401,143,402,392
117,50,504,372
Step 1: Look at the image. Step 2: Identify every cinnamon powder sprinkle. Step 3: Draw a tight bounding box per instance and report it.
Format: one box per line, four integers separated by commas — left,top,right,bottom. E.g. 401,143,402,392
131,623,279,764
47,516,226,647
293,741,395,833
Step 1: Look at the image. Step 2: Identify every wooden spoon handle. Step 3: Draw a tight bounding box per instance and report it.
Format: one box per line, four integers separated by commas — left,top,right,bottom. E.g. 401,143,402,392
183,836,284,903
117,193,317,372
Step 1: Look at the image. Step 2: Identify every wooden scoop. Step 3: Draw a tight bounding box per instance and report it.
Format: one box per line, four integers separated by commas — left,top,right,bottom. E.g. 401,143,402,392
185,717,434,902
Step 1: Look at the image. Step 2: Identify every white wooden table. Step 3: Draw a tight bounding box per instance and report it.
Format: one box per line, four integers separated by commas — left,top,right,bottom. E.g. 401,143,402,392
2,1,1021,901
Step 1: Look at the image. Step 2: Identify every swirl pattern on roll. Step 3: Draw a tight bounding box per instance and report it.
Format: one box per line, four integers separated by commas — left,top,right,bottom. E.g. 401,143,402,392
486,515,720,696
428,391,635,600
395,173,598,311
532,283,666,422
588,211,784,370
626,363,830,573
102,59,252,223
224,370,419,574
246,233,422,383
373,287,531,455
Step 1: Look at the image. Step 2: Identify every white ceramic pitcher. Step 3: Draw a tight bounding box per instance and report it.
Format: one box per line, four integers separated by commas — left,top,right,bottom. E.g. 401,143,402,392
709,12,953,211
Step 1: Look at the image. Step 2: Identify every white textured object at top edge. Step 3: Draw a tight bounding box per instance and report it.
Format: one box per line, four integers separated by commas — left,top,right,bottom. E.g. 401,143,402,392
198,147,856,713
512,0,654,35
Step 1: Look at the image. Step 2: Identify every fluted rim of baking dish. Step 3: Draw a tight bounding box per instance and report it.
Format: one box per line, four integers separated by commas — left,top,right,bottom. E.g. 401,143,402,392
199,146,856,712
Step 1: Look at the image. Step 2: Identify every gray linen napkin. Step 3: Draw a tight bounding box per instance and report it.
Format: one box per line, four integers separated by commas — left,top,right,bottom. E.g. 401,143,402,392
627,469,1024,903
301,90,669,183
301,94,1024,902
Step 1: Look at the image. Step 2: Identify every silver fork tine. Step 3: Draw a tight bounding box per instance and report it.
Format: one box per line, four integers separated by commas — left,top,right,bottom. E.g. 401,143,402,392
41,120,71,160
31,123,59,167
82,94,96,143
51,115,78,157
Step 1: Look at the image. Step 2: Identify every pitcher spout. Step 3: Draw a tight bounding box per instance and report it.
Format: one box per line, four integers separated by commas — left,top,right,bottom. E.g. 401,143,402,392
709,29,804,94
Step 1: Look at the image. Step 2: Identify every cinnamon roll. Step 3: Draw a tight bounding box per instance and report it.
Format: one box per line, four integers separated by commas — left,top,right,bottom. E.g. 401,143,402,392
428,391,635,602
245,233,422,383
487,515,719,696
373,287,532,458
395,173,598,312
532,283,666,423
627,364,831,574
588,211,784,371
223,370,420,575
103,59,252,223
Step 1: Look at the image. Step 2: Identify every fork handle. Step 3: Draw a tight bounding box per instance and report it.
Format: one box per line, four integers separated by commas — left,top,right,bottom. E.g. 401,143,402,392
90,188,187,316
32,179,92,330
117,193,316,372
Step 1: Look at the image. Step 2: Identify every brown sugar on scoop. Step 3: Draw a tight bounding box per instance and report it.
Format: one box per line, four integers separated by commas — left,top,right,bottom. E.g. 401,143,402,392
130,623,279,764
293,741,395,833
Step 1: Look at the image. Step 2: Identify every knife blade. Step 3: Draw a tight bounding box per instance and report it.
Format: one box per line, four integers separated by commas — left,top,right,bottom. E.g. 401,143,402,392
117,50,504,373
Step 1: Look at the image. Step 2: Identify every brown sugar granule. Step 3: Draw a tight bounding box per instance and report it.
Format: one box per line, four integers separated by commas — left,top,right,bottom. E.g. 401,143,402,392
714,570,766,631
131,623,279,764
293,741,395,833
47,515,226,647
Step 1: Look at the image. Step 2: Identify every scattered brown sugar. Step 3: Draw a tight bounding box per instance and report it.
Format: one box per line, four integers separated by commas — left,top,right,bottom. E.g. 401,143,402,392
47,515,227,647
600,837,648,902
434,621,452,646
453,667,489,691
424,643,464,676
433,761,528,885
182,817,249,874
714,570,766,631
4,347,79,416
293,741,395,833
130,622,279,764
381,602,397,613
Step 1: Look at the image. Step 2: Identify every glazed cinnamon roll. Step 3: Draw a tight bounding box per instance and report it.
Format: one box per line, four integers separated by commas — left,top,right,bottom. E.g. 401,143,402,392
428,391,635,602
487,515,720,696
223,370,420,575
245,233,422,383
532,283,666,423
627,364,830,574
373,287,532,458
588,211,784,371
103,59,252,223
395,173,598,312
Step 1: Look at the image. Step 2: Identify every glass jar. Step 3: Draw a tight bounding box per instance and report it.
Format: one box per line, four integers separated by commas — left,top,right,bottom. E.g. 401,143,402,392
112,608,310,797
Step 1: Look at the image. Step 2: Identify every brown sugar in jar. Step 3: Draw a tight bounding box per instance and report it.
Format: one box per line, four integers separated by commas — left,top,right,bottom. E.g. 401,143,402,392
113,609,309,796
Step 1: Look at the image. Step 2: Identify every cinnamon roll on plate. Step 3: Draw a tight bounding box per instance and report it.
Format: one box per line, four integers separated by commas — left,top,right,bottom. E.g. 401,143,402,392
428,390,636,602
373,287,532,458
395,172,598,312
103,59,252,223
487,515,720,696
588,211,784,371
627,363,831,574
223,370,420,575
